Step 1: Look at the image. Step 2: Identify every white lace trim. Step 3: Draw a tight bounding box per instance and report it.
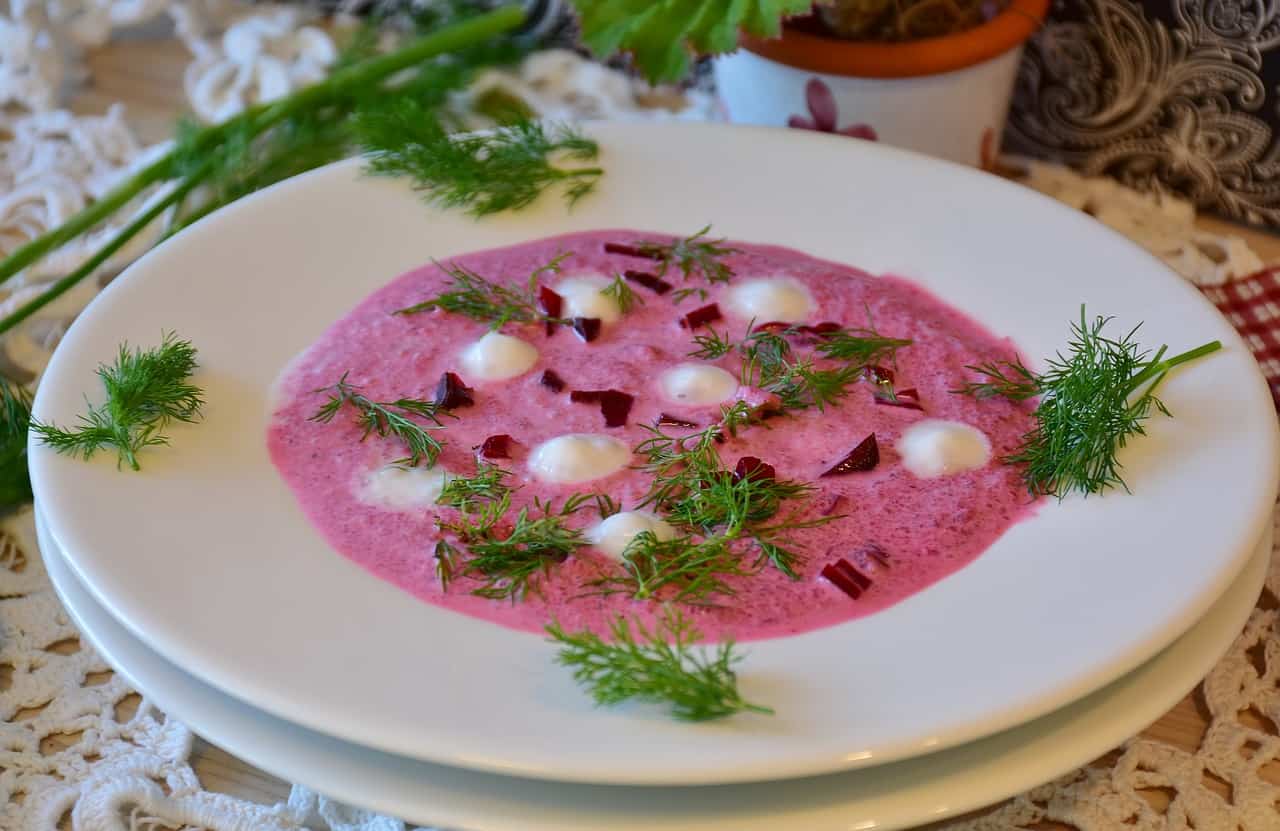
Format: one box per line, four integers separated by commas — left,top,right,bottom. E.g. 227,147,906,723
1014,158,1265,287
0,106,170,382
0,16,67,111
181,6,337,124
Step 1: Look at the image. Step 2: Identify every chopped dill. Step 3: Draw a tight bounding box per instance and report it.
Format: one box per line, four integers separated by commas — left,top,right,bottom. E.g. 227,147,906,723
589,531,754,604
547,608,772,721
813,327,913,366
740,329,860,412
688,326,735,360
31,333,204,471
434,538,461,591
696,322,912,414
451,501,585,601
435,486,608,600
628,400,827,585
954,307,1222,497
627,225,739,302
602,274,643,314
393,252,570,327
308,372,447,468
641,225,738,284
436,460,513,511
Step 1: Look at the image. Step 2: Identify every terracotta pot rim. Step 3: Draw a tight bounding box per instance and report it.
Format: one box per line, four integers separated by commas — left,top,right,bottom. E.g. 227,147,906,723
739,0,1050,79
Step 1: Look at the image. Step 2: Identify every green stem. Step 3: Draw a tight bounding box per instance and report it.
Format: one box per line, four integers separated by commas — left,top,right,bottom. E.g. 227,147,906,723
0,154,174,287
559,167,605,178
0,4,527,291
0,164,213,339
1126,340,1222,395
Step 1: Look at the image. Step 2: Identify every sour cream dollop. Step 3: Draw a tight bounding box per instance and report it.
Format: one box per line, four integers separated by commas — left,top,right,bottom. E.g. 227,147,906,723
659,363,738,406
460,332,538,381
726,277,813,323
896,420,992,478
358,465,449,511
528,434,630,484
588,511,677,560
556,275,622,324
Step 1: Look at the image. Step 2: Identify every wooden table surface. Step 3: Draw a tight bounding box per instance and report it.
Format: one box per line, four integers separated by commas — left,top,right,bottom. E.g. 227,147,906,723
62,32,1280,826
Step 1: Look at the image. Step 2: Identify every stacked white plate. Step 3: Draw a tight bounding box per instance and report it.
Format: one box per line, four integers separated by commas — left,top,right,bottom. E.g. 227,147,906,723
30,124,1280,829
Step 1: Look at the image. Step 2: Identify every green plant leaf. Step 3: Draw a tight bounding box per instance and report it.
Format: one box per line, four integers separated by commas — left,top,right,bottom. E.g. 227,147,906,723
569,0,813,83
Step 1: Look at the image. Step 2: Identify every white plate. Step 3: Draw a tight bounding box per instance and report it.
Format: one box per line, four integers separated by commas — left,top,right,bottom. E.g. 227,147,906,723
29,123,1280,785
38,506,1272,831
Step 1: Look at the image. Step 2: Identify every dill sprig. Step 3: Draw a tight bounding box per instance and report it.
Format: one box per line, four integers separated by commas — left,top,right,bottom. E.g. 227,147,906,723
434,538,462,591
740,329,860,412
663,464,812,536
633,401,753,511
308,373,447,467
642,225,739,284
436,460,513,511
814,327,914,366
688,326,735,360
626,226,739,302
438,491,513,542
954,307,1222,497
589,531,754,604
631,401,827,583
394,253,569,326
602,274,643,313
547,608,772,721
0,380,32,508
359,111,604,216
435,486,606,599
463,506,585,600
32,333,204,471
439,495,587,601
698,323,912,413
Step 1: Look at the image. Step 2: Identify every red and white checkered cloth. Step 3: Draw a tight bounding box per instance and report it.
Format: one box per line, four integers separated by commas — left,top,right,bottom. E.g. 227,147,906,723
1202,268,1280,409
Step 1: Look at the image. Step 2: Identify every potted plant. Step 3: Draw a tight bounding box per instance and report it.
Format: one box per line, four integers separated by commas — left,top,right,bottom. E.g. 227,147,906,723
571,0,1048,169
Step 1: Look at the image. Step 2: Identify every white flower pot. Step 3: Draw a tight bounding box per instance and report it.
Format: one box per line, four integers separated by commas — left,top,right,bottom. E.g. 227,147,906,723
713,0,1047,169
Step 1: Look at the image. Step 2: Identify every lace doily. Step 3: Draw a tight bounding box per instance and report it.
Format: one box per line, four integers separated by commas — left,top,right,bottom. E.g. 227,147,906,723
0,105,170,383
181,6,337,124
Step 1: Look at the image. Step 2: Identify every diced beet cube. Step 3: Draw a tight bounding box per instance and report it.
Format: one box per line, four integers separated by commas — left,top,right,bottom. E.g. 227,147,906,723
538,285,563,318
682,303,722,329
604,242,662,260
752,321,792,334
821,557,873,599
733,456,776,482
821,434,879,476
570,389,634,427
478,434,514,459
806,321,843,336
540,370,566,392
656,413,699,429
874,387,924,411
863,365,895,386
623,270,674,295
573,317,602,342
434,372,474,410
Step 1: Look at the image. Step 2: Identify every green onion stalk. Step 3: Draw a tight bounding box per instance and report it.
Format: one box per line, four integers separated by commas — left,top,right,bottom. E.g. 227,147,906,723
0,4,528,338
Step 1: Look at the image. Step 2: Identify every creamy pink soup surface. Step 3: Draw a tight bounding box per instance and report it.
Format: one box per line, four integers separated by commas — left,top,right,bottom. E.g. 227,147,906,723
267,230,1038,641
